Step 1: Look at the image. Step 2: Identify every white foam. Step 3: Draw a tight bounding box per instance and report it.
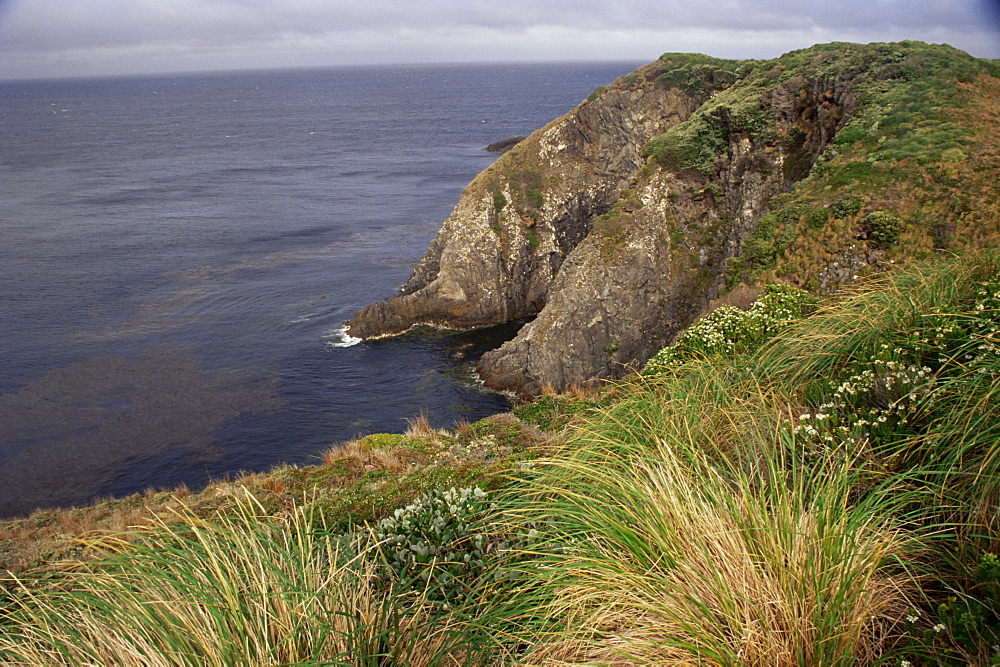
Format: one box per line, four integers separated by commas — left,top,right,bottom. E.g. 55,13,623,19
324,324,362,348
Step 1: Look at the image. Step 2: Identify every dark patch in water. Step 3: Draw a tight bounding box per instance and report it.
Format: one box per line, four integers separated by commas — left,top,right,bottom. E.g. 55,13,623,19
0,346,281,517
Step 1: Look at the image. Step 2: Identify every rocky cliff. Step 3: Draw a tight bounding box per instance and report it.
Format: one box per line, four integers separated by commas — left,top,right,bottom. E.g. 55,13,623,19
347,42,1000,397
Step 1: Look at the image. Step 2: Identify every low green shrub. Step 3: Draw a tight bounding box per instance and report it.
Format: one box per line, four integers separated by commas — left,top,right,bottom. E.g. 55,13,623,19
831,195,866,218
863,210,903,248
373,486,504,604
906,553,1000,664
643,284,816,374
587,86,607,102
834,123,867,145
805,205,829,230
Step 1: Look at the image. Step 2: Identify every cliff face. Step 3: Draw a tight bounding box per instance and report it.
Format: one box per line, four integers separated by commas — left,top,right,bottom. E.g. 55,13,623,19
346,79,707,339
347,42,1000,397
477,133,787,395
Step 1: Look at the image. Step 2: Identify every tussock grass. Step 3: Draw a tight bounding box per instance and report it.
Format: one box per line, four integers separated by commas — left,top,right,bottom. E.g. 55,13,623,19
759,252,1000,510
0,491,477,666
322,438,406,472
405,413,451,440
513,369,923,665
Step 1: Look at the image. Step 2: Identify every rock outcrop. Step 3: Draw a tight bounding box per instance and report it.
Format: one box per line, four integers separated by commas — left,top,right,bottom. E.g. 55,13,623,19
484,136,527,153
346,75,706,339
347,42,1000,397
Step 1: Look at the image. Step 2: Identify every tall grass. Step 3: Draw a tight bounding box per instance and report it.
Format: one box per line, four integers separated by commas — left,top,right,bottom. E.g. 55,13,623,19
499,252,1000,663
512,368,924,665
758,252,1000,519
0,490,478,666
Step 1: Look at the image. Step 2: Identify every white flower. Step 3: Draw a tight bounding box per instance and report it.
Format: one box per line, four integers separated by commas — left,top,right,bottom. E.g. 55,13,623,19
932,623,946,633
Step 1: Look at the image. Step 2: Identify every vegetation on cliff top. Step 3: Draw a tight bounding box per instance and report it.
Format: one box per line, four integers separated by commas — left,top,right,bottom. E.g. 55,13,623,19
634,41,1000,291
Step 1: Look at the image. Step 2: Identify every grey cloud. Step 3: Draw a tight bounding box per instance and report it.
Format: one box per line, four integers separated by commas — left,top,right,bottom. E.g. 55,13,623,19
0,0,996,79
3,0,992,47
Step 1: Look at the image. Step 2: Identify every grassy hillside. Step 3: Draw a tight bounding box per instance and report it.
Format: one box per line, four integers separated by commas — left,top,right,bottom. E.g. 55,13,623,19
631,41,1000,295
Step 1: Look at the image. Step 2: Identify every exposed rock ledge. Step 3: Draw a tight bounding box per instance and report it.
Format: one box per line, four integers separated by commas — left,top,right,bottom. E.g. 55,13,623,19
484,136,526,153
346,43,997,397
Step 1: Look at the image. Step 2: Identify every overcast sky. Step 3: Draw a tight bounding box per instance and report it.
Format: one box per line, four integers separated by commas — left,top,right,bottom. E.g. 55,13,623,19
1,0,998,81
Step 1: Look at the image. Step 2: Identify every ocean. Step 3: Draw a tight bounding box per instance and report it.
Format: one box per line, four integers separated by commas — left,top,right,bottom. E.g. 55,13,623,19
0,61,641,517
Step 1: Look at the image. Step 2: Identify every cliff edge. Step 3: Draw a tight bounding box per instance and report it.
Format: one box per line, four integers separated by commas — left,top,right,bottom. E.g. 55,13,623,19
347,42,1000,397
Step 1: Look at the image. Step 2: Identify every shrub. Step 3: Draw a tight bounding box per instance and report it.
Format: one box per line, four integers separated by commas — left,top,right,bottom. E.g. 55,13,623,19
373,486,504,604
905,553,1000,663
863,210,903,248
493,191,507,213
643,284,816,374
834,123,867,145
831,195,866,219
805,205,829,230
587,86,607,102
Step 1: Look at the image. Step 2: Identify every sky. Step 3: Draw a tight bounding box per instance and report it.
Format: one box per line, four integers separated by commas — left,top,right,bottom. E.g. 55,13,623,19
1,0,998,81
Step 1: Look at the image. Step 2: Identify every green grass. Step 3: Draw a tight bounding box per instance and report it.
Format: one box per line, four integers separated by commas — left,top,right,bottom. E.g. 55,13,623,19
509,382,923,663
0,494,485,666
501,250,1000,664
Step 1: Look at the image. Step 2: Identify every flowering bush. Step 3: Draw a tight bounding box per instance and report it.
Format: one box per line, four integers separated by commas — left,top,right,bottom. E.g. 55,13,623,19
792,357,936,459
898,553,1000,665
898,282,1000,371
792,276,1000,466
643,284,816,374
373,486,504,603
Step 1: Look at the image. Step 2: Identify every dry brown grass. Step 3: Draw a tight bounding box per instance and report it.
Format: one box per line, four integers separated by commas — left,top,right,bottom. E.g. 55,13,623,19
540,382,606,401
321,439,405,473
707,284,764,312
0,486,192,576
403,413,452,440
452,420,474,438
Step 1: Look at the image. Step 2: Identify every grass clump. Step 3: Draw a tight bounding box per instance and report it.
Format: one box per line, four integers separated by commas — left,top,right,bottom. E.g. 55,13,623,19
511,363,921,664
492,191,507,213
0,493,480,665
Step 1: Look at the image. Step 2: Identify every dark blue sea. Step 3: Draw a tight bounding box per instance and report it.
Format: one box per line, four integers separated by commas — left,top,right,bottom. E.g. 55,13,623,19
0,62,640,517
